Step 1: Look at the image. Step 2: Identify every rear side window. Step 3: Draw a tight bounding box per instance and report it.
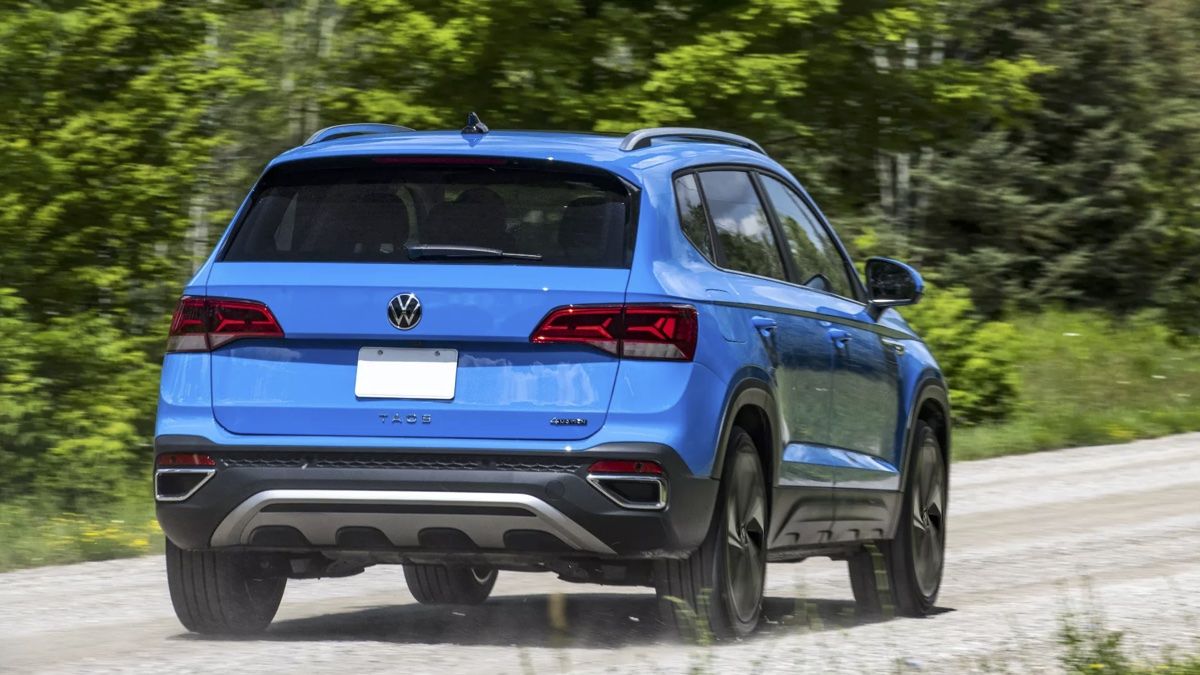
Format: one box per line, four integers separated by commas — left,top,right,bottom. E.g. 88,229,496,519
697,171,787,281
673,174,714,260
759,175,855,298
224,163,630,267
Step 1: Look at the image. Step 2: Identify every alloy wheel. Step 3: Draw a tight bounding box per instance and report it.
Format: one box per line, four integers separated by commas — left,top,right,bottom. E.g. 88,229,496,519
910,436,946,597
724,451,766,625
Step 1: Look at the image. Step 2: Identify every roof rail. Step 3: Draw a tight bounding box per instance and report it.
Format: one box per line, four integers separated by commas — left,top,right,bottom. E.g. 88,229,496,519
619,127,766,154
303,123,415,146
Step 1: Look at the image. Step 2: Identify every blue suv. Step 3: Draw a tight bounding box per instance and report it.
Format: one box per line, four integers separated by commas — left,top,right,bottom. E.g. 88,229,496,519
155,118,950,638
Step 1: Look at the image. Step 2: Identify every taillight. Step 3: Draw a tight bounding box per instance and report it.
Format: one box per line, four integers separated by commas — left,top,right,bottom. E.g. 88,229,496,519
530,304,698,361
166,296,284,352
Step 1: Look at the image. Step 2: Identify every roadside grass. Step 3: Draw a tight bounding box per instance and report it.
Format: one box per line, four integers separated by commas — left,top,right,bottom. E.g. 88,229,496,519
954,311,1200,460
0,498,160,572
1056,601,1200,675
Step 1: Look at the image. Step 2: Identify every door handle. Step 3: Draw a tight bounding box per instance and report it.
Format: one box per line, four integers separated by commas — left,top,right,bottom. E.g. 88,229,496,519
751,316,778,337
828,328,853,348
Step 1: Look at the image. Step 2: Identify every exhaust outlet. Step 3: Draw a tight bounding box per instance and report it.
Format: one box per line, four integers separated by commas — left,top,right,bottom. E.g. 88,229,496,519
155,453,216,502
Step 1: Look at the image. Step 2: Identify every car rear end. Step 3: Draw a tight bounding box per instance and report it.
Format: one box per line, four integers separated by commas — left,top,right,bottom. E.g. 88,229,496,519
154,149,717,568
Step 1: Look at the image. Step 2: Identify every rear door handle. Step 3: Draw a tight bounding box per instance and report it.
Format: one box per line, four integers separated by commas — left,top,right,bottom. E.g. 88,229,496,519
751,316,778,337
828,328,853,347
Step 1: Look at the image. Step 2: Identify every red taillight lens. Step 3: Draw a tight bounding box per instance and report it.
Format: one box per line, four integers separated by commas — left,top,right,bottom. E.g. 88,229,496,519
156,452,216,467
530,304,698,361
166,297,209,352
621,305,698,360
530,306,622,355
588,459,664,475
167,297,284,352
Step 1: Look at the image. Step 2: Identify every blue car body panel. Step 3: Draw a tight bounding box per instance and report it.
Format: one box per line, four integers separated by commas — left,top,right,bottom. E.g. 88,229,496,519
158,129,948,552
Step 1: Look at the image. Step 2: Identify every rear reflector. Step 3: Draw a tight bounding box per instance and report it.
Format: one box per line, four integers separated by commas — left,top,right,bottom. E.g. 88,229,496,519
167,297,283,352
156,452,216,467
531,304,697,361
588,459,664,475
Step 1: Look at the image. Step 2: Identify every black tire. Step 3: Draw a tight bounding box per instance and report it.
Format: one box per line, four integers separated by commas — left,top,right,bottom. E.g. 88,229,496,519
848,420,947,617
165,538,286,635
655,426,767,640
403,564,497,605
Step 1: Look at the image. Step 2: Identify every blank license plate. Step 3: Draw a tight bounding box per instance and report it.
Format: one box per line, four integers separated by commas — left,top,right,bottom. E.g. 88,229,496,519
355,347,458,400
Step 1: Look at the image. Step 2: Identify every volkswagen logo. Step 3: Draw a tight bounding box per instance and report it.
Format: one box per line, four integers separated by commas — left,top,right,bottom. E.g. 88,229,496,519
387,293,422,330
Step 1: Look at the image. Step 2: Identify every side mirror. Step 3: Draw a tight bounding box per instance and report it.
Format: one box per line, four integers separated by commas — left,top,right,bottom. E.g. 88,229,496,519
865,257,924,314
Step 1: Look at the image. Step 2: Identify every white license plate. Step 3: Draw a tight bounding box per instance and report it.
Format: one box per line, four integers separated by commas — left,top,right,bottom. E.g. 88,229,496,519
355,347,458,400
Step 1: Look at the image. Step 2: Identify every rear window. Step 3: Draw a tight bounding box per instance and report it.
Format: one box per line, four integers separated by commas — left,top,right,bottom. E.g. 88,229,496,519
223,162,632,267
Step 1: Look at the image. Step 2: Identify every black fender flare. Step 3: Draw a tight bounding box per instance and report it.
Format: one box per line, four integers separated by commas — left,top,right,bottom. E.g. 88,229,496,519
708,375,782,482
889,376,951,533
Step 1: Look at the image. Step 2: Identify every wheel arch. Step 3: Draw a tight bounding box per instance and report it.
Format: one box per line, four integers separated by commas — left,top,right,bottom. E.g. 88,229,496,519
901,378,952,484
709,376,780,493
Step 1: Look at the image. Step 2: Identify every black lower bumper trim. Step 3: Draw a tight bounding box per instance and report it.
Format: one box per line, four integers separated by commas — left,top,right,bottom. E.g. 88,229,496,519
154,436,718,558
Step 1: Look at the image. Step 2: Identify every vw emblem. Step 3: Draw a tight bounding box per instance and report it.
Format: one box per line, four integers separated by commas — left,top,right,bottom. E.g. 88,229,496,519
387,293,422,330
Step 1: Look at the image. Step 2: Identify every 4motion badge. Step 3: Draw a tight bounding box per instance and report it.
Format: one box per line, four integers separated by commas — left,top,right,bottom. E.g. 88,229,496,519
550,417,588,426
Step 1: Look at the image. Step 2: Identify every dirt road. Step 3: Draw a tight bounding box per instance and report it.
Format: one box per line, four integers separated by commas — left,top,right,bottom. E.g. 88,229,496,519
3,434,1198,674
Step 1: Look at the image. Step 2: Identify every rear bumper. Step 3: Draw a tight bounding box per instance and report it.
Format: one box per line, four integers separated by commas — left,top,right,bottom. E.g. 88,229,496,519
154,435,718,559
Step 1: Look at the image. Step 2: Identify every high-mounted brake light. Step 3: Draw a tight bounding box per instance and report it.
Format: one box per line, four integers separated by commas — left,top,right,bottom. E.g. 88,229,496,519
167,297,283,352
530,304,698,361
372,156,507,166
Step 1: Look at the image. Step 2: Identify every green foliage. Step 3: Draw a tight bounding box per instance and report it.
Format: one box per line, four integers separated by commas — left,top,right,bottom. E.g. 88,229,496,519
0,498,160,572
1060,613,1132,675
902,286,1019,425
913,0,1200,321
1057,602,1200,675
955,311,1200,460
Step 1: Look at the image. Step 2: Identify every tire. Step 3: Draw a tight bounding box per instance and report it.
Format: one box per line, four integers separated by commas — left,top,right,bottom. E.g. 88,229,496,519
848,420,947,617
165,538,286,635
403,564,497,605
655,426,767,640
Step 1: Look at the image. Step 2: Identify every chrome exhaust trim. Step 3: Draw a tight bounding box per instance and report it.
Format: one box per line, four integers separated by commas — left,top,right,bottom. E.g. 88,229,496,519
154,468,216,503
586,474,668,511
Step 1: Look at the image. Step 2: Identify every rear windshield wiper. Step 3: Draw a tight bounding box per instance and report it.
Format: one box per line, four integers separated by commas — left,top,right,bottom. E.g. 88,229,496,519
405,244,543,261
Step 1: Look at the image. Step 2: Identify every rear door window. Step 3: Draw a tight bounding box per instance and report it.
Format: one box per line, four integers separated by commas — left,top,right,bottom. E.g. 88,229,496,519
697,170,787,281
224,163,631,267
673,174,715,261
758,175,856,298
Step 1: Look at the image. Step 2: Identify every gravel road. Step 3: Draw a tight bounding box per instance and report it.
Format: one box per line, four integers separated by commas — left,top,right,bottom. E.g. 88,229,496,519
3,434,1198,674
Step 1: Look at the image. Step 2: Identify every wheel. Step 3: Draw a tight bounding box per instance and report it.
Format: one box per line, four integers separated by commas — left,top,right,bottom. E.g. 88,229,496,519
403,564,497,605
655,426,767,639
165,538,286,635
848,420,947,617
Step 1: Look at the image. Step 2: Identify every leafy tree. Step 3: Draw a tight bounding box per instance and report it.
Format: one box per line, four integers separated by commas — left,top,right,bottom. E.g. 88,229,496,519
914,0,1200,320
